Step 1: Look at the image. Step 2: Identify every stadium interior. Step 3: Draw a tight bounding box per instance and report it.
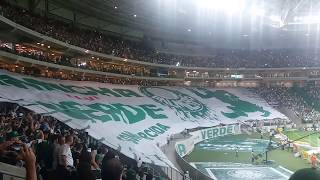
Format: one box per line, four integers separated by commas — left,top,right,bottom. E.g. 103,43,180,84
1,0,320,180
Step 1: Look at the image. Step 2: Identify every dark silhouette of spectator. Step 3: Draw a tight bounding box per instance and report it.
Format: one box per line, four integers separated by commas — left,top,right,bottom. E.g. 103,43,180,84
77,147,95,180
101,158,124,180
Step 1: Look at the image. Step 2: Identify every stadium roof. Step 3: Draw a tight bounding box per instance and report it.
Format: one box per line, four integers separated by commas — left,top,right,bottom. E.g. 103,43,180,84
12,0,320,49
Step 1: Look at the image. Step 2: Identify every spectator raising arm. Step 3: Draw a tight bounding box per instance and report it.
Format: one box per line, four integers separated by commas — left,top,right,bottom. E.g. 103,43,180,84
21,144,36,180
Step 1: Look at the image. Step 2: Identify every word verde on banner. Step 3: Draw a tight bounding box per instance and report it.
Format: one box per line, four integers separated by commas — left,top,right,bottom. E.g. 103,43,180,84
176,125,236,157
37,101,167,124
0,74,274,121
200,125,234,140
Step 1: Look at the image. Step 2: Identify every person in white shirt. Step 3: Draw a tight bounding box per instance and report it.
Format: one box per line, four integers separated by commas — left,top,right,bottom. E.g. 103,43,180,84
90,147,100,170
137,157,143,169
59,135,74,168
183,171,190,180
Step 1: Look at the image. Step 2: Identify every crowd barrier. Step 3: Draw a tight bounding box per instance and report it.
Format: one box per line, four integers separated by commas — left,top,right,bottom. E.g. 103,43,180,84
0,162,25,180
160,166,184,180
175,152,212,180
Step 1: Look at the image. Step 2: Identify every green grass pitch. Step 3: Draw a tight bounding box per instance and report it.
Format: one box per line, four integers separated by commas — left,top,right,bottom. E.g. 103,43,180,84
185,133,311,172
283,130,320,147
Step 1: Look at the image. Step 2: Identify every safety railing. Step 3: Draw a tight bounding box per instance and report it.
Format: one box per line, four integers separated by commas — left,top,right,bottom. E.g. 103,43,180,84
159,166,184,180
0,162,26,180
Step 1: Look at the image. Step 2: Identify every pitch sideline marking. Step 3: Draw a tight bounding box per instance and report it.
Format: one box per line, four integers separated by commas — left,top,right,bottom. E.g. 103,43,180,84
205,168,218,180
190,162,249,166
269,167,290,179
189,162,196,168
278,165,294,174
205,167,289,180
209,167,271,169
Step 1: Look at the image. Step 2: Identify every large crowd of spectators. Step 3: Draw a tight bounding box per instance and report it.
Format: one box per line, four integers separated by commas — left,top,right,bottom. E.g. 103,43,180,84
290,85,320,123
0,43,150,77
1,1,320,69
0,63,165,86
147,49,320,68
254,87,320,124
0,102,163,180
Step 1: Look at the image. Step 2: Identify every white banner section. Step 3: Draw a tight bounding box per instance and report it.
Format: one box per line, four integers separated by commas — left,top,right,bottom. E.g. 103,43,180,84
0,71,287,167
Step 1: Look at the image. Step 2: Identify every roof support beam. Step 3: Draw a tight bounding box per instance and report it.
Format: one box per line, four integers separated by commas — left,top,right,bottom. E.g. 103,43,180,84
76,15,90,21
10,27,17,33
97,22,114,29
44,0,49,17
27,0,41,12
282,0,305,25
48,6,61,12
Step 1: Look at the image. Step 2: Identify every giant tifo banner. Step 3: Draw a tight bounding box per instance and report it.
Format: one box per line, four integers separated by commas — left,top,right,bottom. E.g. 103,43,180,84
0,70,287,167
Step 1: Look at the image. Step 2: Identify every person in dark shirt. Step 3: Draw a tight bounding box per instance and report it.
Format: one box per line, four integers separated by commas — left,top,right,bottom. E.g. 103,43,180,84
77,147,95,180
125,165,137,180
101,158,123,180
72,143,83,167
146,169,153,180
36,129,53,180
